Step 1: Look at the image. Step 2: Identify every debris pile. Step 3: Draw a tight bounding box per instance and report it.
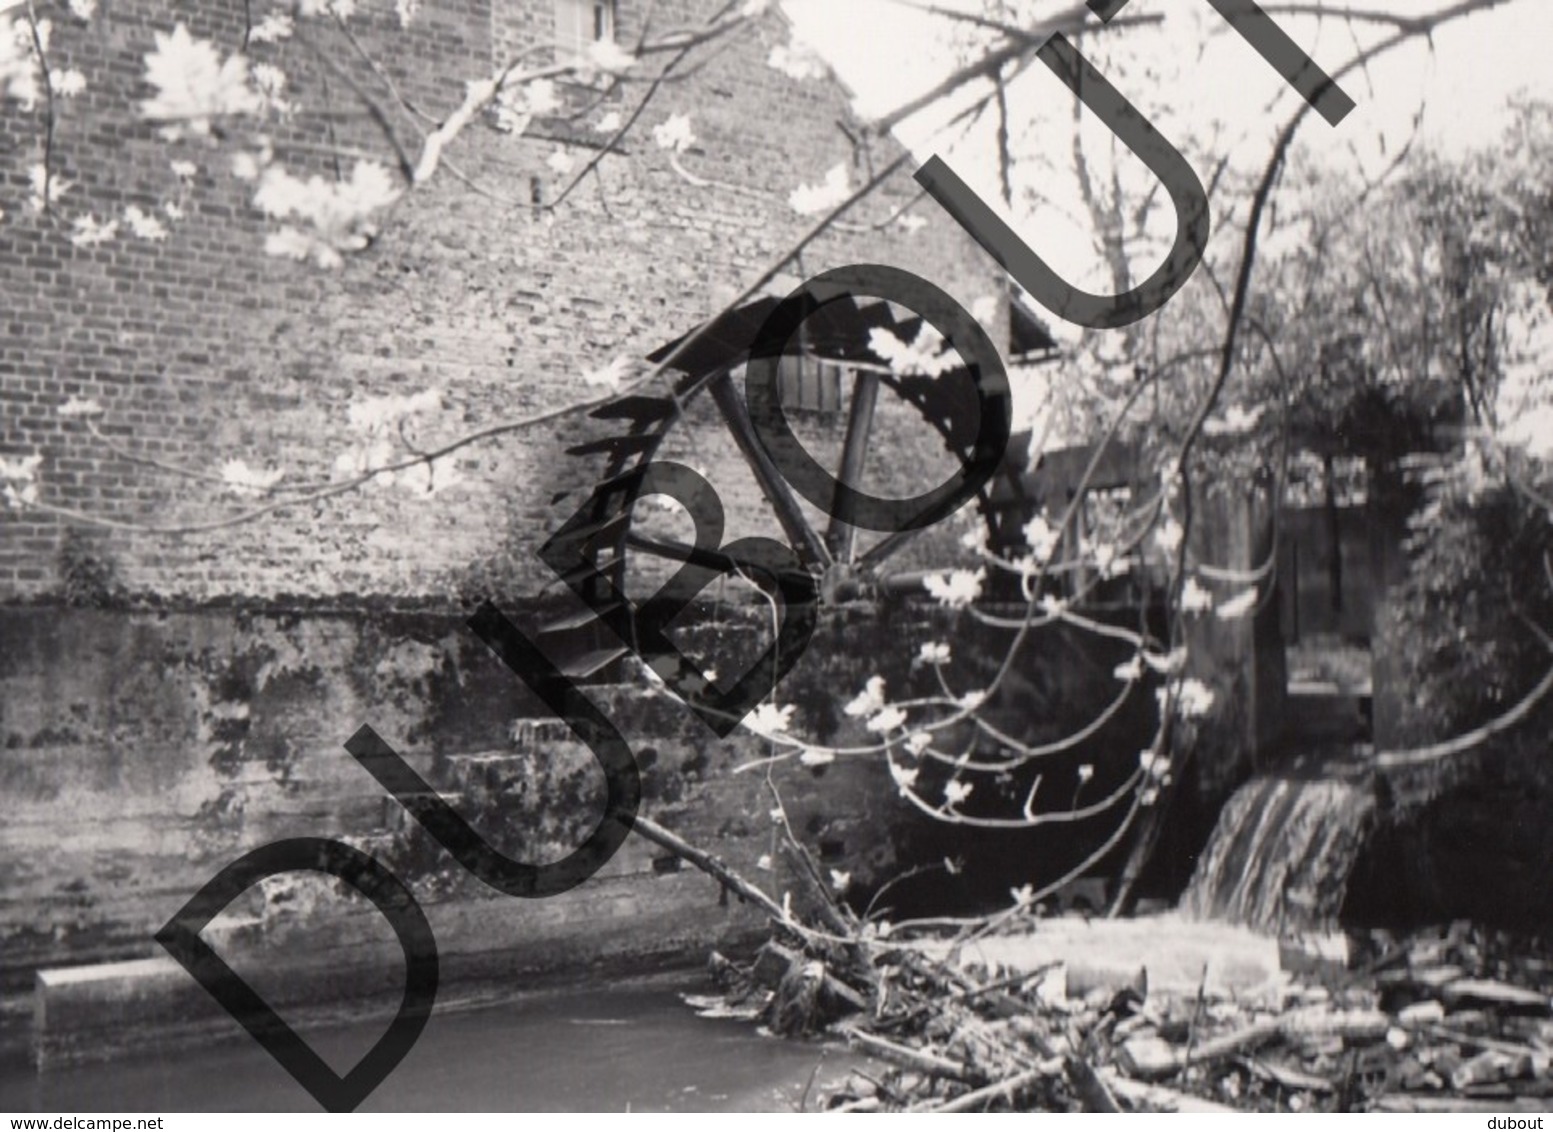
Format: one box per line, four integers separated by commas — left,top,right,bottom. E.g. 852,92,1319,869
689,919,1553,1112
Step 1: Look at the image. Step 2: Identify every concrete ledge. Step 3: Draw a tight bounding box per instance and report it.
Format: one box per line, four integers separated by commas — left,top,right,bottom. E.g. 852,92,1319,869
35,957,227,1070
30,873,770,1070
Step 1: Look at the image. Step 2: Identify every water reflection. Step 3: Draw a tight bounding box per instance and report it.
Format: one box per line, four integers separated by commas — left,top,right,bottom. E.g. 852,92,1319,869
3,972,854,1112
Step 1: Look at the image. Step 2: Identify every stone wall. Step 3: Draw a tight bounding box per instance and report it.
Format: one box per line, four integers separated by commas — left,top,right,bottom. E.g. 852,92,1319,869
0,604,899,1059
0,597,1162,1061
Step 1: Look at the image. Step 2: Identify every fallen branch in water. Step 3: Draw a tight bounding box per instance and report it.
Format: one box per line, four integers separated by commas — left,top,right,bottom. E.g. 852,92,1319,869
910,1063,1063,1113
629,813,878,1021
839,1027,979,1082
630,813,790,922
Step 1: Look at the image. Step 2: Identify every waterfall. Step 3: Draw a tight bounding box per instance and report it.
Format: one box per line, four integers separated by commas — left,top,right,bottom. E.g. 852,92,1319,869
1180,774,1375,933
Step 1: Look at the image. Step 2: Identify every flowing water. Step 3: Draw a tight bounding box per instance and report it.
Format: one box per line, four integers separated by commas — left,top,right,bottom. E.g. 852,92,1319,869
0,972,859,1112
1180,773,1376,933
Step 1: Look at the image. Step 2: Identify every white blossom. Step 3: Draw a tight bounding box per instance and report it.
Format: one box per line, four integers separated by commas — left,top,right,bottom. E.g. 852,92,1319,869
923,567,984,609
494,77,559,134
593,109,622,134
866,705,907,734
755,854,772,871
829,868,851,893
0,453,43,482
299,0,356,17
1139,749,1170,780
1202,403,1264,437
27,163,71,211
231,151,262,181
123,205,169,240
169,159,198,180
69,214,118,247
917,642,951,665
49,68,86,98
68,0,96,21
652,113,695,154
843,675,887,718
1,15,47,110
903,731,932,756
798,748,834,767
958,690,987,711
582,355,634,392
1177,678,1215,719
1077,764,1094,784
789,162,850,216
1216,587,1258,620
546,147,576,175
1158,678,1215,721
1092,542,1129,579
0,452,42,507
943,779,973,807
248,13,293,43
869,322,955,377
220,458,284,496
252,160,400,267
744,701,795,739
583,38,635,76
888,759,919,793
58,396,104,418
1153,517,1183,556
140,23,263,140
1113,655,1144,682
250,62,290,113
1023,514,1060,560
1010,883,1036,908
766,38,827,82
1179,576,1214,614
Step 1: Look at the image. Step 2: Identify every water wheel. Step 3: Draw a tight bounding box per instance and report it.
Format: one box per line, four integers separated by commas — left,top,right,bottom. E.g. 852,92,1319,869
535,277,1036,691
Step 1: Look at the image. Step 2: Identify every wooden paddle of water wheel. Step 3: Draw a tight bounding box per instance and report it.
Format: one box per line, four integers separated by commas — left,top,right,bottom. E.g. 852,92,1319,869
533,278,1060,698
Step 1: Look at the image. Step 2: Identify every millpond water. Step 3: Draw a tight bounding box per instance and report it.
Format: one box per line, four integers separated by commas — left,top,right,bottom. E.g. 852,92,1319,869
1,971,861,1112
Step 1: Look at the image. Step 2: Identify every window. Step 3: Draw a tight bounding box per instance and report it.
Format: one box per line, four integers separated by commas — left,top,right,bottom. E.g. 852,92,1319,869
776,354,845,415
555,0,617,65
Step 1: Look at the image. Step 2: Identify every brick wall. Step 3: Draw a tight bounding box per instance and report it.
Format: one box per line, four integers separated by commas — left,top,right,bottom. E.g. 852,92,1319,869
0,0,1007,604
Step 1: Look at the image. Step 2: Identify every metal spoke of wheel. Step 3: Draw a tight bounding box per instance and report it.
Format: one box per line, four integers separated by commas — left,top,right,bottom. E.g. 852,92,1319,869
872,566,943,597
856,523,930,573
707,369,831,568
825,370,881,562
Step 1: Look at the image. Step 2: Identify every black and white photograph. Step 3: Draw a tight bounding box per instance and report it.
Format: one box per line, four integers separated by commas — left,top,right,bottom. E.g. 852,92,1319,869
2,0,1552,1117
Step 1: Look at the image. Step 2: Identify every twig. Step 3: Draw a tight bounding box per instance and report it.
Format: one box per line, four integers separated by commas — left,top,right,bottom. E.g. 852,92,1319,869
629,813,790,923
1182,961,1210,1070
1102,1072,1238,1114
909,1063,1058,1113
1064,1055,1122,1113
838,1028,979,1082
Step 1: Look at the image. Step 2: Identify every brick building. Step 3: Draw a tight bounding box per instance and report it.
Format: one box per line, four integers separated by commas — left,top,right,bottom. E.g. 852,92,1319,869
0,0,1010,604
